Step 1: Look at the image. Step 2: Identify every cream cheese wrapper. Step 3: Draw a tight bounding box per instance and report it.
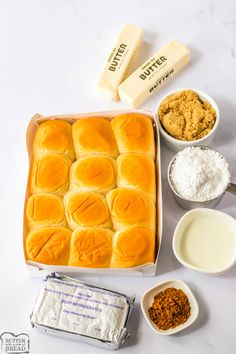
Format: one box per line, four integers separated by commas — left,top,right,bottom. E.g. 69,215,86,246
118,40,190,108
97,23,143,101
31,273,135,350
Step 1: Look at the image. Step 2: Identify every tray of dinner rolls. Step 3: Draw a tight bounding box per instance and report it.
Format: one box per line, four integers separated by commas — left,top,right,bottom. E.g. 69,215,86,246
23,110,162,277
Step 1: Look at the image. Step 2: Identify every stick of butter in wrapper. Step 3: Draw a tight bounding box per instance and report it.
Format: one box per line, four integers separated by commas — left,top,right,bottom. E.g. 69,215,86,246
30,273,135,350
118,40,190,108
97,23,143,101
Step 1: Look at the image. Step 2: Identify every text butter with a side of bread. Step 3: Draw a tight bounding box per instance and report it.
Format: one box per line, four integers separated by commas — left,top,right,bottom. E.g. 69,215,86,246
24,113,158,269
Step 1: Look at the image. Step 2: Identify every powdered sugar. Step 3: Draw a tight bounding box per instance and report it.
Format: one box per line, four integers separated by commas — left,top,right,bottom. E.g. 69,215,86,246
170,147,230,201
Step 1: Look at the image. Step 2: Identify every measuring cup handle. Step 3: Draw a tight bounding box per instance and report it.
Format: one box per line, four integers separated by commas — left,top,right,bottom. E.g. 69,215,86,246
227,183,236,196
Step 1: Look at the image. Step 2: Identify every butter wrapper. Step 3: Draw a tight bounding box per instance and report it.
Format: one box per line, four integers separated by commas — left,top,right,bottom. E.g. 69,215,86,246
30,273,135,350
97,23,143,101
118,40,190,108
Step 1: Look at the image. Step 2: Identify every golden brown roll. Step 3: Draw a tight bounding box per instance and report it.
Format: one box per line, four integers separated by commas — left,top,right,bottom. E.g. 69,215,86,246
117,153,156,201
33,120,75,160
111,113,155,158
106,188,155,230
111,227,156,268
72,117,118,158
68,228,113,268
64,191,111,230
30,153,72,196
70,155,116,194
25,226,71,265
26,193,65,229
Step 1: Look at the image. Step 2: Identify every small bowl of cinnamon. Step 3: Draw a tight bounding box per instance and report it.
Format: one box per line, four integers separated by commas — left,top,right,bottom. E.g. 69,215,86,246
141,279,199,335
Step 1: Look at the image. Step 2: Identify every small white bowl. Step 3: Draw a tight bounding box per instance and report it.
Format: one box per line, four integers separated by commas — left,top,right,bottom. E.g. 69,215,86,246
156,88,220,152
141,279,199,335
173,208,236,275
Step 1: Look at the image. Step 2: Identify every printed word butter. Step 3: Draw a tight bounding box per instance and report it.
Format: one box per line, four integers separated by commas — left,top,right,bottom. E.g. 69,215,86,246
118,40,190,108
97,23,143,101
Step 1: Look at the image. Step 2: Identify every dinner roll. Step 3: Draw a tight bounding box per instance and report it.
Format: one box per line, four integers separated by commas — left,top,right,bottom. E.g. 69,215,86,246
33,120,75,160
30,153,72,196
117,153,156,201
70,155,116,194
111,113,155,158
111,227,155,268
64,191,111,230
106,188,155,230
68,228,113,268
26,193,65,229
72,117,118,158
25,226,71,265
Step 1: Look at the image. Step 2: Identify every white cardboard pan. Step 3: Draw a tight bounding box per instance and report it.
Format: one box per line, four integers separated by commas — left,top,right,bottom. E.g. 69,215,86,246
24,110,163,277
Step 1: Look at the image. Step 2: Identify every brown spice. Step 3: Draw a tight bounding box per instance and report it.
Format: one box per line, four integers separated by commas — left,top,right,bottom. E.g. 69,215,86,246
158,89,216,141
148,287,191,330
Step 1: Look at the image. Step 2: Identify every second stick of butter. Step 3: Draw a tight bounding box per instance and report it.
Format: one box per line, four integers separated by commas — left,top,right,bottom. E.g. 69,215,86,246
118,40,190,108
97,24,143,101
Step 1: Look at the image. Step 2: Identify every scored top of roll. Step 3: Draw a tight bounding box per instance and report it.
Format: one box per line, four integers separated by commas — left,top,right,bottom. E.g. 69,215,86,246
70,155,116,194
64,190,111,230
26,193,66,229
68,228,113,268
106,187,155,230
26,226,71,265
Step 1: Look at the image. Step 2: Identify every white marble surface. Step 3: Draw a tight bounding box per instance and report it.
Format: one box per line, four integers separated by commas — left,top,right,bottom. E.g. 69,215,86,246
0,0,236,353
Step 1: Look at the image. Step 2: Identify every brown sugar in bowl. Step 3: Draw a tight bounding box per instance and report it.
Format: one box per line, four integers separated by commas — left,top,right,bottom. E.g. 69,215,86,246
156,88,220,152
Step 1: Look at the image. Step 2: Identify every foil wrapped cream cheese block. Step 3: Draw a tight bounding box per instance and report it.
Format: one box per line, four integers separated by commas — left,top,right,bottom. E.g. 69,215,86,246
118,40,190,108
97,23,143,101
31,273,135,350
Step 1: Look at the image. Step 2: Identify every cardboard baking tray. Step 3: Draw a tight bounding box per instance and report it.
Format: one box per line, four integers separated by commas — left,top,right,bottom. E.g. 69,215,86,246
24,110,163,277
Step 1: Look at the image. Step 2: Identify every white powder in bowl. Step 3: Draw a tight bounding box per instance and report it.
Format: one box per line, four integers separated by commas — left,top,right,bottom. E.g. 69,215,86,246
170,147,230,201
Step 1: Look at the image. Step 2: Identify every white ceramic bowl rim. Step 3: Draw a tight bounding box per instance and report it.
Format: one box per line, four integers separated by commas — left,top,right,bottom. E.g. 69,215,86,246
141,278,199,335
156,87,220,145
172,208,236,274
